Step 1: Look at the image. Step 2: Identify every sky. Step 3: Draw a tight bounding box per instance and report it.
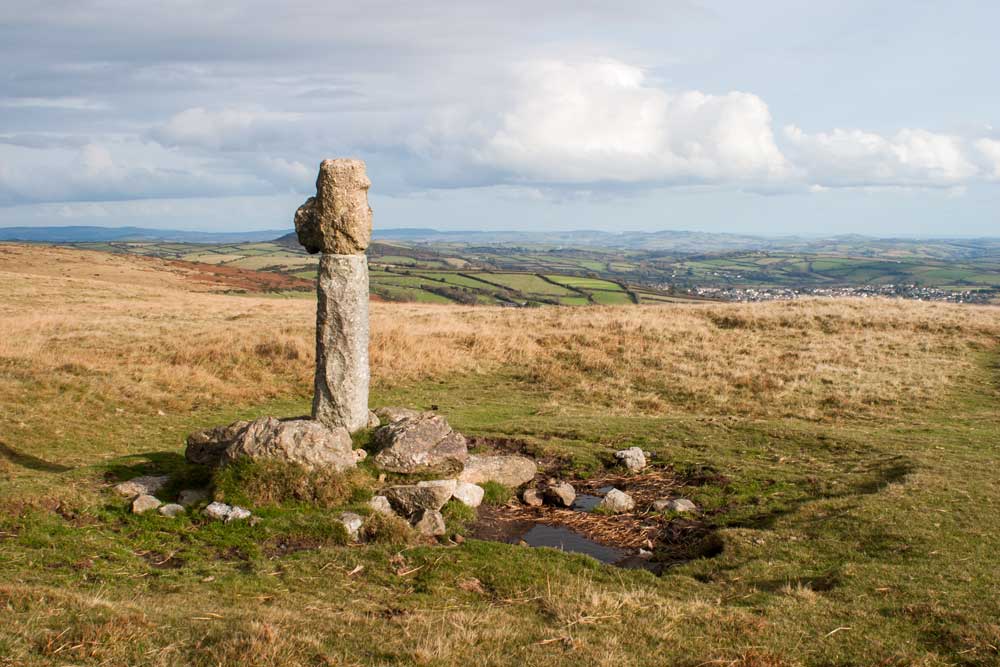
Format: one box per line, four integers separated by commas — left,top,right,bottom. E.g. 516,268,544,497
1,1,999,236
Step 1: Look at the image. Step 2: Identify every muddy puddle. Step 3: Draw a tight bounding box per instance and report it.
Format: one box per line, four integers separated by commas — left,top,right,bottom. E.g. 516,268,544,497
570,494,603,511
470,463,725,575
520,525,627,564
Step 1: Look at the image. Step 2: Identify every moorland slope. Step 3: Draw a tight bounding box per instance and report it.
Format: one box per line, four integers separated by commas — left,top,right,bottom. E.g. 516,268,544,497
1,243,999,666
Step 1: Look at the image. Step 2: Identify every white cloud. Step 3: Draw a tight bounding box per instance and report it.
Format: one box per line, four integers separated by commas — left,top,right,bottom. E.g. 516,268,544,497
151,107,304,151
974,138,1000,180
0,139,269,205
784,126,979,188
0,96,108,111
8,57,1000,208
410,60,793,188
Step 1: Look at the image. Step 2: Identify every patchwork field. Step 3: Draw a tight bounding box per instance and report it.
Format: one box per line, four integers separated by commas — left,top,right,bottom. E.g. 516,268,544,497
66,236,1000,307
2,243,1000,666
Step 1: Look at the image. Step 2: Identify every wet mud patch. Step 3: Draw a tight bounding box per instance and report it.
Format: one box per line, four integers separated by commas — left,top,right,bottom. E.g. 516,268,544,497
471,468,727,573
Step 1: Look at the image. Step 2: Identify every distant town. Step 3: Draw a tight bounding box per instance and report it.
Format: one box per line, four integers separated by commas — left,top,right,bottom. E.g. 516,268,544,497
683,284,999,304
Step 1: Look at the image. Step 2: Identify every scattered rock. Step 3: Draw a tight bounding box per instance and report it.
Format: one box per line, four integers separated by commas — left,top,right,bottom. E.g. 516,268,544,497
158,503,185,518
373,414,467,474
599,488,635,513
185,421,249,465
521,488,544,507
417,479,458,495
383,484,454,518
177,489,210,508
227,506,252,522
131,494,162,514
353,449,368,462
452,481,485,508
114,475,170,498
458,454,537,487
545,482,576,508
374,406,423,423
339,512,364,540
204,502,232,521
614,447,646,472
653,498,697,513
204,502,252,522
413,509,446,536
367,410,381,429
369,495,394,515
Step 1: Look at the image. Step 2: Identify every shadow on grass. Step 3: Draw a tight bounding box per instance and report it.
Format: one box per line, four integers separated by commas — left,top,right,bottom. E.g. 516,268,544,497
103,451,213,498
0,440,72,472
734,453,916,532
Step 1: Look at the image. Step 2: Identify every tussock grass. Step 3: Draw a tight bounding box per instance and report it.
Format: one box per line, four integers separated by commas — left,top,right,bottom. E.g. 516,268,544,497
212,458,374,509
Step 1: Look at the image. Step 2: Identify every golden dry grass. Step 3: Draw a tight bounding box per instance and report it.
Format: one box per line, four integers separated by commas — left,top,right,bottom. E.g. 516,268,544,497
1,243,998,427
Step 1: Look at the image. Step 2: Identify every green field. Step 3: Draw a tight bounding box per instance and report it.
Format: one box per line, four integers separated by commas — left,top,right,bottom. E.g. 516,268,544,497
69,238,1000,305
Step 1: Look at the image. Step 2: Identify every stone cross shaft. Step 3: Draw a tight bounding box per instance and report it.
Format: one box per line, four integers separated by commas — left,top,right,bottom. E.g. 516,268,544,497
295,159,372,433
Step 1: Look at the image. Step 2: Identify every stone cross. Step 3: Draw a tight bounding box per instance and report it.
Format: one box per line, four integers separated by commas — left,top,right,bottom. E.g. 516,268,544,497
295,159,372,433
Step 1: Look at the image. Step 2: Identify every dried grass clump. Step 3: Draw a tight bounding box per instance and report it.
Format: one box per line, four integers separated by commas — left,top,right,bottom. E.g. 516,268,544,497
212,458,374,509
359,509,414,544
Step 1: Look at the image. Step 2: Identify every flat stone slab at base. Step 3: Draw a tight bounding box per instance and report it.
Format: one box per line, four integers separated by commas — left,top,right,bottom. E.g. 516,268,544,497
459,454,537,488
374,406,425,424
185,416,356,471
373,414,468,474
115,475,171,498
383,484,454,518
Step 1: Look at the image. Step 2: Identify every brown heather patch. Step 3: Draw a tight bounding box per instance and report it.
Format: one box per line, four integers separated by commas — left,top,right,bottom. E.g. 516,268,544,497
1,243,998,427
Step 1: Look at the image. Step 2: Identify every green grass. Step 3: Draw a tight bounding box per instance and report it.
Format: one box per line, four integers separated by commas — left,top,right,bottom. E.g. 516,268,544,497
465,273,576,296
545,275,622,290
3,357,1000,664
2,337,1000,666
588,289,634,305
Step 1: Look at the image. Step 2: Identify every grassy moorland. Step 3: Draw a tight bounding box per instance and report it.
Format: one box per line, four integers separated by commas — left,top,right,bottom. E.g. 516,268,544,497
1,243,1000,666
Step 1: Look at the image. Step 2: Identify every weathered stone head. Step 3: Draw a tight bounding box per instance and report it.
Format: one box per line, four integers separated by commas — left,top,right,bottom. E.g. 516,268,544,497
295,158,372,255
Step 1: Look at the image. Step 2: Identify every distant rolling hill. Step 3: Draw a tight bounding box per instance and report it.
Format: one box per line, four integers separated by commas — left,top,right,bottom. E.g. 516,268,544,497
7,226,1000,262
0,226,289,244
